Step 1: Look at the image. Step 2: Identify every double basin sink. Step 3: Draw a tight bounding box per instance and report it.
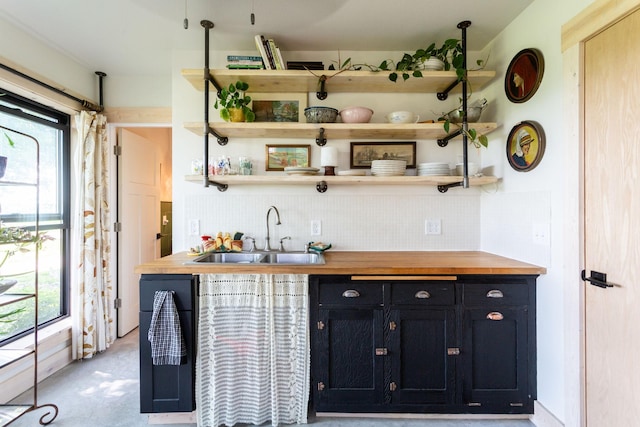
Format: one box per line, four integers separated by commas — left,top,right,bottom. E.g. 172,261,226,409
186,251,325,265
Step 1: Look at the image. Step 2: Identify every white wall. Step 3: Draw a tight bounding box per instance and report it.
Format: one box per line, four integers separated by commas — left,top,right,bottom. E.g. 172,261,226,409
171,49,493,254
479,0,595,424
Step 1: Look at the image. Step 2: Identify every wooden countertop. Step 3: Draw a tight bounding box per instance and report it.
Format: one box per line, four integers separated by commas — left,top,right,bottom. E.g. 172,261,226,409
134,251,546,276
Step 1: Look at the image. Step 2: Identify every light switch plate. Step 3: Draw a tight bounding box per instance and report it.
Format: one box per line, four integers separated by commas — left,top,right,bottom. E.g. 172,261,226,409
189,219,199,236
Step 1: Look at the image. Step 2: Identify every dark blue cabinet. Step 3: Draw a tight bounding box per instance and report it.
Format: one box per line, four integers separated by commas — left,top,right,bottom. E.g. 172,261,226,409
139,274,197,413
309,275,536,414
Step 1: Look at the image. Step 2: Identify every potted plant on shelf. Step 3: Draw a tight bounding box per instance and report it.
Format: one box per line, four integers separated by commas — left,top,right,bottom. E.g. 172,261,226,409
214,80,256,122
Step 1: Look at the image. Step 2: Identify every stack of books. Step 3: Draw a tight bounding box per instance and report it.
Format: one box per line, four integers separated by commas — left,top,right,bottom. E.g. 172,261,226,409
226,55,264,69
254,35,286,70
286,61,324,70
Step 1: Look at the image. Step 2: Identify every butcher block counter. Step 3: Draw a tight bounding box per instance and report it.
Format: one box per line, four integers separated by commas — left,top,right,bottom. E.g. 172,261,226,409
134,250,546,275
137,250,545,416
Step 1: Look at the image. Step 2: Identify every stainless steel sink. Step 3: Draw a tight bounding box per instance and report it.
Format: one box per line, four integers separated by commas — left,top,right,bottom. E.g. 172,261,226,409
185,251,324,265
190,252,265,264
260,252,325,265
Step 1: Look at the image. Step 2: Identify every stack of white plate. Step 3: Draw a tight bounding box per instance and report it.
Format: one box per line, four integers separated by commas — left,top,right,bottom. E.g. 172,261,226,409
417,162,450,176
337,169,366,176
284,167,319,175
371,160,407,176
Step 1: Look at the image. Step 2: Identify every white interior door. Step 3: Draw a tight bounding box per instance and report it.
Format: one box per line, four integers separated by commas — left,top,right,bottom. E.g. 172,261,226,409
583,8,640,426
117,128,161,337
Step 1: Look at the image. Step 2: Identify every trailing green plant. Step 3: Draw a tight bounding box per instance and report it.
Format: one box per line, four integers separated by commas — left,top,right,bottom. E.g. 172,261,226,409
0,307,25,323
1,225,52,279
3,133,15,149
214,80,256,122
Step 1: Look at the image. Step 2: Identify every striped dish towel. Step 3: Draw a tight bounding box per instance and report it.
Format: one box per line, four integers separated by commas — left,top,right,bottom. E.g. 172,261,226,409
147,290,186,365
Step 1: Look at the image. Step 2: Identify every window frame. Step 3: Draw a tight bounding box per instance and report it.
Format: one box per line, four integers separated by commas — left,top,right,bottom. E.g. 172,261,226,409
0,87,71,343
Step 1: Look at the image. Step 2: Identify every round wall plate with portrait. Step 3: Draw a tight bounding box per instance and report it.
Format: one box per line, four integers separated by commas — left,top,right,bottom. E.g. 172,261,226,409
505,48,545,103
506,120,545,172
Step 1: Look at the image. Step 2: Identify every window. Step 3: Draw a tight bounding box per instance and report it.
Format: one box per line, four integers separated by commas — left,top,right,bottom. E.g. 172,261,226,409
0,88,70,343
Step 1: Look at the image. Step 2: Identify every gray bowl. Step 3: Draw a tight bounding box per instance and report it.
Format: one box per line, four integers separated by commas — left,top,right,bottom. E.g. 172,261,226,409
446,106,483,123
304,106,338,123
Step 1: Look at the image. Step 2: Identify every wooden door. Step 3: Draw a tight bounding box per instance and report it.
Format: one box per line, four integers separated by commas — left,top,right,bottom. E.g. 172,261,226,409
584,8,640,426
117,128,161,337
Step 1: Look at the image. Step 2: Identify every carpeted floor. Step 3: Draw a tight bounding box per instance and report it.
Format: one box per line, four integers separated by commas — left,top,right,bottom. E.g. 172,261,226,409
8,329,534,427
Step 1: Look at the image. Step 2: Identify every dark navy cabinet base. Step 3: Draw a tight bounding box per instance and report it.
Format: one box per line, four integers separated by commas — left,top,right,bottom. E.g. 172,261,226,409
309,275,537,415
139,274,197,413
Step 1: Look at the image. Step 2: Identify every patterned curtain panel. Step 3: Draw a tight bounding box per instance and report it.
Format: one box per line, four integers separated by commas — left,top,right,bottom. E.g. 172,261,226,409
197,274,310,426
71,110,115,359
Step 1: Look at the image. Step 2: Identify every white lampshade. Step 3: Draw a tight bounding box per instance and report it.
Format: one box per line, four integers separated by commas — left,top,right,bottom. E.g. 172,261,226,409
320,146,338,167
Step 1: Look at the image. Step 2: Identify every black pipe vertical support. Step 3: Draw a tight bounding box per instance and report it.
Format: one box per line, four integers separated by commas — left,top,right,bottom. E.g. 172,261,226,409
201,20,214,188
95,71,107,111
458,20,471,188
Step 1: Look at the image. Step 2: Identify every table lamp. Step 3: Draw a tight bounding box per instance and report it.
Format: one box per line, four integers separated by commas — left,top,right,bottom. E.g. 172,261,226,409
320,146,338,176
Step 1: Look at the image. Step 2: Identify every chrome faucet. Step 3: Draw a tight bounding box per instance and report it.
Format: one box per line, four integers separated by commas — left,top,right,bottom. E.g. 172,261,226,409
263,205,281,251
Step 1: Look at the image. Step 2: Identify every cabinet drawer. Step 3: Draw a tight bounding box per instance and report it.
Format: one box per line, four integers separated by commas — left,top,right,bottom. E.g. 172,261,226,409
390,282,454,306
318,282,383,306
463,282,529,306
140,274,196,312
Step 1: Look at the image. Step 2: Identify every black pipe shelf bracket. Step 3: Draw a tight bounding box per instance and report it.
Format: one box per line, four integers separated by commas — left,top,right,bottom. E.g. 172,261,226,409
316,75,328,100
438,181,463,193
208,180,229,192
316,181,328,193
206,125,229,146
316,127,327,146
437,129,462,147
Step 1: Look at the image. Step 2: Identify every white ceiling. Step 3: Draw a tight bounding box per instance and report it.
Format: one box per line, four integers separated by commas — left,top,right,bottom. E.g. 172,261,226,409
0,0,533,77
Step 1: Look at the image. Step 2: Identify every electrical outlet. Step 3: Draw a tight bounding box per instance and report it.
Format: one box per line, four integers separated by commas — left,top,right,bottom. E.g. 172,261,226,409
311,220,322,236
425,219,442,235
532,222,550,245
189,219,200,236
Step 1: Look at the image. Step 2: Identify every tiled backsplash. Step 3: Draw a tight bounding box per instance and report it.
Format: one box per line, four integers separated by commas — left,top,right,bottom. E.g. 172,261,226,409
182,191,481,252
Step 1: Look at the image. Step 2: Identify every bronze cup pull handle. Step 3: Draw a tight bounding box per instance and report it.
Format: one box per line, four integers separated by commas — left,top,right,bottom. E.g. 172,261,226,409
342,289,360,298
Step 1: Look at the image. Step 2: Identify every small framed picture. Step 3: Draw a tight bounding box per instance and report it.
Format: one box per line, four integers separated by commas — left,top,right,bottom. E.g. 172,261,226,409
266,144,311,171
250,93,307,122
505,48,545,103
506,120,546,172
350,141,417,169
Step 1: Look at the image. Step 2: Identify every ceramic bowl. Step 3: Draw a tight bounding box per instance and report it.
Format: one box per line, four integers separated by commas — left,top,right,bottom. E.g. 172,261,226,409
339,106,374,123
446,106,483,123
304,106,338,123
455,162,479,176
387,111,420,124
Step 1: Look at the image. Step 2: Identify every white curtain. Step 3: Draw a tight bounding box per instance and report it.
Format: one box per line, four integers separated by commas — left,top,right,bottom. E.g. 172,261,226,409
197,274,310,427
71,110,115,360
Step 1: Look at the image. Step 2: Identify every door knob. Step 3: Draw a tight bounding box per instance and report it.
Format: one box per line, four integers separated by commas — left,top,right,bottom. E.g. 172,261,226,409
581,269,613,288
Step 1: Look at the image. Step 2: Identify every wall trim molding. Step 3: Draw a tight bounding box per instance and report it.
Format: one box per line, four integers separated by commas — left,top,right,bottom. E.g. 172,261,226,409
562,0,640,51
103,107,171,124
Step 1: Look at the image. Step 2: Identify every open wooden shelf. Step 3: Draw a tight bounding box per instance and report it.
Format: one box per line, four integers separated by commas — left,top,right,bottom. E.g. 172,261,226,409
184,121,497,141
185,174,498,188
181,69,496,95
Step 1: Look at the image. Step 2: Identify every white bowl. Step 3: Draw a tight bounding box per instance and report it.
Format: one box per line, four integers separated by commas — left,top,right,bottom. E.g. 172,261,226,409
387,111,420,124
455,162,479,176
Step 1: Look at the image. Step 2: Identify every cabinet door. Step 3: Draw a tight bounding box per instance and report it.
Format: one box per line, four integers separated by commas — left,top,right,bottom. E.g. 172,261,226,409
139,274,197,413
389,308,456,405
462,307,530,412
313,307,385,411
